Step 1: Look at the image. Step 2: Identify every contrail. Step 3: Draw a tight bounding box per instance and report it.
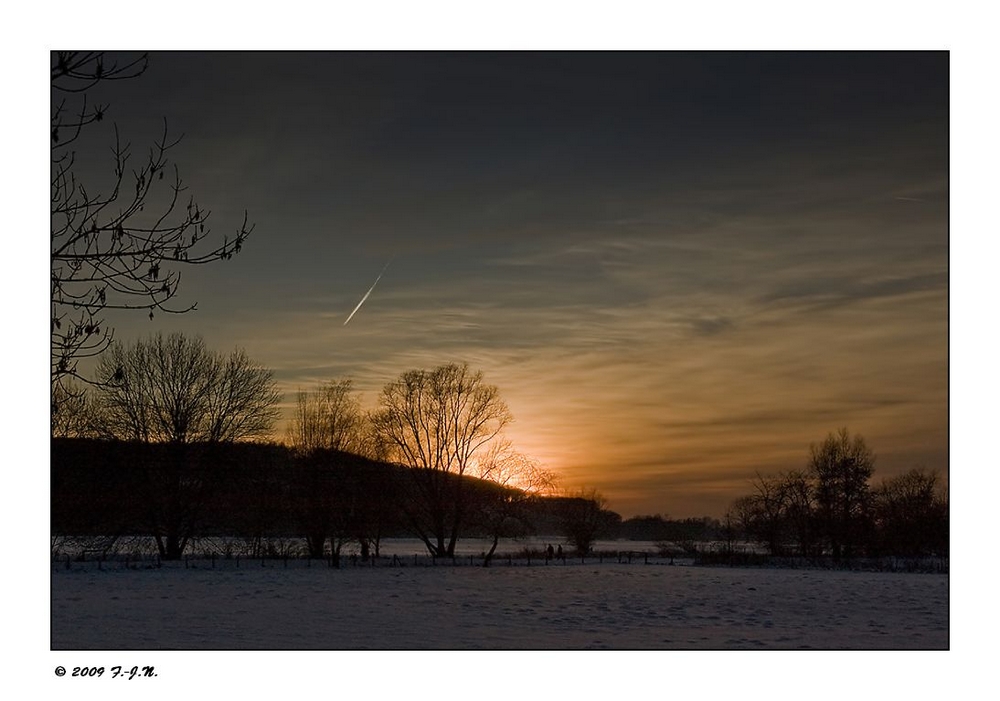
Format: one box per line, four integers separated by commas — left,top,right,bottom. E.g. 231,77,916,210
343,259,392,326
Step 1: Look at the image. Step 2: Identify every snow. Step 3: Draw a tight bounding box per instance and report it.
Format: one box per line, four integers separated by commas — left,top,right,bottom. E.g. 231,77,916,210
51,558,947,650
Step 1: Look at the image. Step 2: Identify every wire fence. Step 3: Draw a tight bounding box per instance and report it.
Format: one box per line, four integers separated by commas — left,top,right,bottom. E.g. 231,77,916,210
50,534,947,574
50,548,697,572
51,548,947,574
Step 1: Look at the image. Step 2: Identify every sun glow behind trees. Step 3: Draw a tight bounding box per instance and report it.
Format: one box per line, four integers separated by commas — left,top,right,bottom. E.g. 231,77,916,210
47,50,948,520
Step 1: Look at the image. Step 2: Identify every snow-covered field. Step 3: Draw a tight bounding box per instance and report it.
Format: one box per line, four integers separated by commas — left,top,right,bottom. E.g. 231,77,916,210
51,560,947,649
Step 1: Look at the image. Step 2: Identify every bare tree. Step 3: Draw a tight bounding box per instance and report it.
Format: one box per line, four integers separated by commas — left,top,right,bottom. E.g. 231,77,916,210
781,469,818,557
474,438,556,566
726,495,757,545
719,501,747,557
872,468,948,557
559,488,616,557
90,332,280,559
50,380,107,438
51,51,252,410
747,472,791,556
94,332,279,444
285,379,395,560
371,362,512,557
286,379,366,453
809,428,875,560
736,470,818,557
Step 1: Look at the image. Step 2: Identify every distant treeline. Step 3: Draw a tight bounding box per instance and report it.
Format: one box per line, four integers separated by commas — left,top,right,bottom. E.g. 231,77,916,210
52,428,948,566
618,515,721,545
719,429,948,561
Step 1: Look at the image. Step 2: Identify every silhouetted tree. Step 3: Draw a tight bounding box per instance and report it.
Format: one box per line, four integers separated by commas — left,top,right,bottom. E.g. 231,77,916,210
51,51,252,412
809,428,875,560
94,332,279,444
736,470,818,556
50,380,107,438
473,439,556,566
293,451,336,559
225,445,294,558
291,450,352,563
781,469,819,556
719,503,744,557
746,472,791,555
371,362,512,557
871,468,948,557
90,332,280,558
286,379,366,453
286,379,397,559
348,455,404,559
727,495,757,546
559,489,617,556
291,449,403,562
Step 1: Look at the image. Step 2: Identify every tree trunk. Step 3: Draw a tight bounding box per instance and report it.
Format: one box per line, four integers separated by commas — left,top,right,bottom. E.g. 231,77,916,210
163,532,184,560
306,533,326,558
482,534,500,567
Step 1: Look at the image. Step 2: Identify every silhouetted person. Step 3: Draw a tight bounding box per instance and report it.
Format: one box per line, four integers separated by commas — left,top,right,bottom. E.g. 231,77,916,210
557,544,563,561
546,544,555,560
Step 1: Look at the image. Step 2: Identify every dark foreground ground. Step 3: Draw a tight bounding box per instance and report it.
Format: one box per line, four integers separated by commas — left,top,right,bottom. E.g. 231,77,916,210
51,560,948,649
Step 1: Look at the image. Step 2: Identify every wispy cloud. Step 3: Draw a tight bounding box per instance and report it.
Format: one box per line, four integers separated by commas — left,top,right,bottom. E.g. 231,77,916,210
79,53,947,518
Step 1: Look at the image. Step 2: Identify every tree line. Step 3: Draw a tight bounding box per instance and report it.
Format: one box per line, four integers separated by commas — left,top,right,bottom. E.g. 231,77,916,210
720,428,948,560
50,54,947,569
52,332,624,563
52,334,947,565
51,438,622,564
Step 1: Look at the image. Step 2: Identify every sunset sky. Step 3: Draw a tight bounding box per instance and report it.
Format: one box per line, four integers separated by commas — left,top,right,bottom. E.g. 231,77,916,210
62,51,948,518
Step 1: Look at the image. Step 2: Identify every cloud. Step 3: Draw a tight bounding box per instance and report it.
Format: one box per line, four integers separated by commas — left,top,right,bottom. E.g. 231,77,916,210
759,271,948,313
78,54,947,519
